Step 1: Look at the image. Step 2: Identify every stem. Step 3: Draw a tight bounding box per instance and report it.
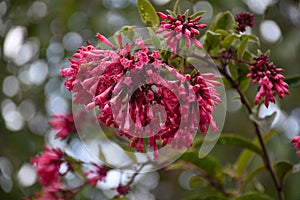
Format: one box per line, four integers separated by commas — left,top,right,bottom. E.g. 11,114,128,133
123,163,146,187
220,67,284,200
211,55,254,66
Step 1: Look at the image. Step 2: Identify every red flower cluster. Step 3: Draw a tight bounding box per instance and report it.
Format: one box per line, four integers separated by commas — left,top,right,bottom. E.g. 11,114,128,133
247,55,289,107
157,12,206,52
292,136,300,157
235,12,254,32
61,33,221,159
31,146,65,186
50,113,76,140
85,163,110,186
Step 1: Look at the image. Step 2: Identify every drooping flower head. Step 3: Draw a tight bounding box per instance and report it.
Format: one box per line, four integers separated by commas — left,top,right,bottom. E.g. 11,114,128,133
235,12,254,32
247,54,289,107
31,146,65,186
61,33,221,160
157,12,207,53
50,113,76,140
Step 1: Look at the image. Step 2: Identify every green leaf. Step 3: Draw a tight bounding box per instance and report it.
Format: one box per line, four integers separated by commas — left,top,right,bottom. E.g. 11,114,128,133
173,0,180,14
189,175,205,188
203,31,222,52
257,49,263,57
237,35,249,59
209,11,235,31
113,25,136,44
228,61,239,81
242,34,260,45
235,130,278,178
181,152,225,184
217,135,262,156
285,75,300,87
161,50,172,60
137,0,159,27
215,29,229,37
190,11,206,19
222,34,239,49
184,9,189,19
166,9,177,18
148,27,161,49
242,50,253,62
99,147,107,163
235,193,273,200
274,161,293,185
193,134,262,156
242,165,265,189
265,49,271,56
240,77,251,92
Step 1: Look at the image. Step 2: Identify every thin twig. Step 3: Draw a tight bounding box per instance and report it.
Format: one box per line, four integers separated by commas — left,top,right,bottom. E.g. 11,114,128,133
219,66,284,200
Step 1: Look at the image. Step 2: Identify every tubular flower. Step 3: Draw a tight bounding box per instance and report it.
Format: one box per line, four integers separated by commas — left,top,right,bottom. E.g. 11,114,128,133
31,146,65,186
235,12,254,32
61,41,95,92
157,12,207,52
292,136,300,157
191,72,222,134
247,54,289,107
85,163,110,186
50,113,76,140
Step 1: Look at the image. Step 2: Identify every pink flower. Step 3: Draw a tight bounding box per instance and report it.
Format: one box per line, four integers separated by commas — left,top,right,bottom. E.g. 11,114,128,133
157,12,207,52
292,136,300,157
31,146,64,186
135,51,150,68
191,72,222,134
235,12,255,32
50,113,76,140
96,33,116,49
247,55,289,107
85,163,110,186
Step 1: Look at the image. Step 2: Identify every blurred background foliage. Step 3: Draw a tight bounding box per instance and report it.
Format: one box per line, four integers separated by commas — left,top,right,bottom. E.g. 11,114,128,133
0,0,300,199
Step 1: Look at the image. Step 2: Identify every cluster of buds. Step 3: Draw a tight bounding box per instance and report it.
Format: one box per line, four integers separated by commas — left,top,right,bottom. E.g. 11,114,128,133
247,54,289,107
235,12,254,32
